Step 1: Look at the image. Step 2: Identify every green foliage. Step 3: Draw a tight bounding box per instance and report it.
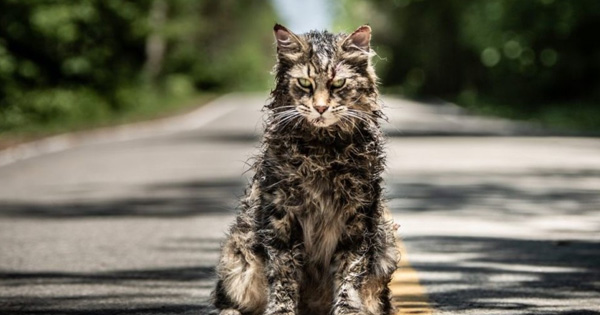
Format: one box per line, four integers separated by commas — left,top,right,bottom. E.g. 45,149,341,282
457,0,600,105
2,88,110,130
0,0,276,133
339,0,600,131
156,0,277,91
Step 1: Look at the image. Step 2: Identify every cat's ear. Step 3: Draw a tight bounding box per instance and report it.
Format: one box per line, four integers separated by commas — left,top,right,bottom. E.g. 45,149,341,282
342,25,371,53
274,24,305,57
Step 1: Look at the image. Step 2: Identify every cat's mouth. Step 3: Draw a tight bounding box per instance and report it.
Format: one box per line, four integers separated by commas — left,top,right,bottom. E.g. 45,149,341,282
311,116,337,127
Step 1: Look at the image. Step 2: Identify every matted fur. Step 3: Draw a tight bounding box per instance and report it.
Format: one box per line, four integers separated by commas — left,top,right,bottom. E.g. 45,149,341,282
212,24,399,315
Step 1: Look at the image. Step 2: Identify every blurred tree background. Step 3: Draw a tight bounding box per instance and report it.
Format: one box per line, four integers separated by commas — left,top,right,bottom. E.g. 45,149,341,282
0,0,276,138
1,0,599,139
337,0,600,131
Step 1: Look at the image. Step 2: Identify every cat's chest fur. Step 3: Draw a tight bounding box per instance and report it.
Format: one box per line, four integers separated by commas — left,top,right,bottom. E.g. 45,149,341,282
295,166,345,265
278,140,373,265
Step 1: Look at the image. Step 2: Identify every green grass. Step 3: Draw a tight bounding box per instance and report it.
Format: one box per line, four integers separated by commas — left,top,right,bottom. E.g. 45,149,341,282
0,89,217,149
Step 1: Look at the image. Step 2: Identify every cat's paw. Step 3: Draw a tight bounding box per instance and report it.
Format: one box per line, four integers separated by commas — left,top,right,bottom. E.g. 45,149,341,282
219,309,242,315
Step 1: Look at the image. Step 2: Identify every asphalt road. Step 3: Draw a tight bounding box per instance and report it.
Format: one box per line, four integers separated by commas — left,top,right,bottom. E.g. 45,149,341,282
1,94,599,314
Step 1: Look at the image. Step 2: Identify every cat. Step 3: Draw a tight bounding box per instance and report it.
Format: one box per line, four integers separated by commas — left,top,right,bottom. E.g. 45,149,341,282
211,24,399,315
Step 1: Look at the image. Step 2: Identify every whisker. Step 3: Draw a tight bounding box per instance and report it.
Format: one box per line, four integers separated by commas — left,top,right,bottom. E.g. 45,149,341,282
273,106,298,111
276,113,299,126
348,108,376,117
292,116,304,129
275,110,301,123
278,114,302,130
273,109,299,120
343,112,370,125
346,109,376,124
339,115,355,130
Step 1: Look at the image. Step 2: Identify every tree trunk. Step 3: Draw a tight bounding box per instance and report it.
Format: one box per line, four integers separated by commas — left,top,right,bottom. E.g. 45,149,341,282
143,0,167,84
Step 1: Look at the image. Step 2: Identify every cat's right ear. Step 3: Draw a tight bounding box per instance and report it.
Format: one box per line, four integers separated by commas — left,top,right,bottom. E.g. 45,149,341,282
274,24,305,58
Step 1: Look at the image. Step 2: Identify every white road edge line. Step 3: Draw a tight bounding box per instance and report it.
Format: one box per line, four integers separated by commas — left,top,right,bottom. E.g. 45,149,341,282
0,94,240,168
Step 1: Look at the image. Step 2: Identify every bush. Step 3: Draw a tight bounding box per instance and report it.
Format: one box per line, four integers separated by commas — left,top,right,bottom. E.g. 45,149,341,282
0,0,277,133
339,0,600,128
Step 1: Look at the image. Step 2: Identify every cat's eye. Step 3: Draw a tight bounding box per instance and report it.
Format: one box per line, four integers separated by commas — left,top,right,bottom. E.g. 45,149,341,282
331,78,346,89
297,78,312,88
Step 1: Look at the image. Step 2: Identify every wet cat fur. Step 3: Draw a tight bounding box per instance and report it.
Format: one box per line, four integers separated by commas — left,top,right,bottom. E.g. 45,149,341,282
212,24,399,315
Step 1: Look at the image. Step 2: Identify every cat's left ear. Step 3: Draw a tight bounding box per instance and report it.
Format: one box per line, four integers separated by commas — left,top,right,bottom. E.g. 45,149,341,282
342,25,371,52
274,24,305,57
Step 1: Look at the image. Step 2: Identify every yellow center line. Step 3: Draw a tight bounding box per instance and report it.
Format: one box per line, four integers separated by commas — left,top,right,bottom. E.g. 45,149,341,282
391,239,434,315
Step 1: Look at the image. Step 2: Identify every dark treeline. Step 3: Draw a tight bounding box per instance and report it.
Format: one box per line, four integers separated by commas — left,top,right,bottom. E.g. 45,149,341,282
359,0,600,130
0,0,276,132
1,0,599,133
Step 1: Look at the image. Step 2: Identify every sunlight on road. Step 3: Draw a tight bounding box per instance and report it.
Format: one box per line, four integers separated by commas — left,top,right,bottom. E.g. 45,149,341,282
392,240,434,315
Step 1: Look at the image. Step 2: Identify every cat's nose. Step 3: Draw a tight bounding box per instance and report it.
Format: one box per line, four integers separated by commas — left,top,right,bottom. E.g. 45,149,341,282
314,105,328,114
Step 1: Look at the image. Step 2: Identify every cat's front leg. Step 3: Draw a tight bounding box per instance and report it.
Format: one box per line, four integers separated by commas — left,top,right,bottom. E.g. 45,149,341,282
263,244,302,315
259,205,302,315
331,242,370,315
332,229,396,315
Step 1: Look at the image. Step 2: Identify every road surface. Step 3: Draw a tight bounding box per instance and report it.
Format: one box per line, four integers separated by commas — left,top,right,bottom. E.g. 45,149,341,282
1,94,599,314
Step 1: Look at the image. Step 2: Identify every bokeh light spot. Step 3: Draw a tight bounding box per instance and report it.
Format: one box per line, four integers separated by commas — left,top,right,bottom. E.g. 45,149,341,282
519,48,536,65
481,48,501,67
485,1,504,21
540,48,558,67
503,40,522,59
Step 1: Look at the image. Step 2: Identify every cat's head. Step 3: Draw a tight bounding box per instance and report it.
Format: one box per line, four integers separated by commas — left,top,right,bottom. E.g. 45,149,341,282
270,24,380,129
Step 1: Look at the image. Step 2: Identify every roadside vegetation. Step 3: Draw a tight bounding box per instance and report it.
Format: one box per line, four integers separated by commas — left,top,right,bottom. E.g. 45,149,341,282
337,0,600,133
0,0,276,142
1,0,598,142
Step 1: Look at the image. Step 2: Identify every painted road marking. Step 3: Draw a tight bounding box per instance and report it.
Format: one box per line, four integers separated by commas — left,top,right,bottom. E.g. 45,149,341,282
391,240,434,315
